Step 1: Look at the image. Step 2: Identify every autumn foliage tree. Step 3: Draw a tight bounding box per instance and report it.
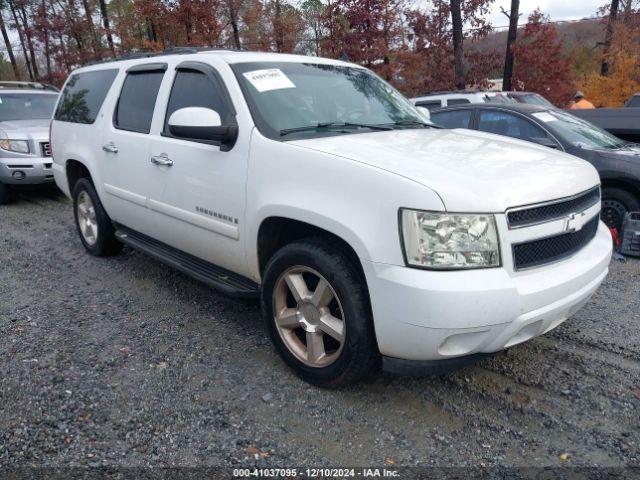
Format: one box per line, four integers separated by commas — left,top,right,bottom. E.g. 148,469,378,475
0,0,637,108
580,2,640,106
511,9,574,106
395,0,498,96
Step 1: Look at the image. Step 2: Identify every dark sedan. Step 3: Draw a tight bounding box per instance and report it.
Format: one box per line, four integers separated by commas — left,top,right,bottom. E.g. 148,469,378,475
431,103,640,229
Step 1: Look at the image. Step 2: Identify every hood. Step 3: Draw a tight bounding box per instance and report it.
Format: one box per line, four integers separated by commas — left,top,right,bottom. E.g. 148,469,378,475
290,128,600,212
0,119,50,139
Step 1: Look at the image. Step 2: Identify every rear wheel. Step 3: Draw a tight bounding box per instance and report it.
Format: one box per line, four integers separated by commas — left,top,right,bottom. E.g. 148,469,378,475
0,182,10,205
601,187,640,230
72,178,122,256
261,238,379,387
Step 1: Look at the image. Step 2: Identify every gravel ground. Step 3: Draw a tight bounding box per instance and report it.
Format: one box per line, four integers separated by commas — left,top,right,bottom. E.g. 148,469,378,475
1,186,639,470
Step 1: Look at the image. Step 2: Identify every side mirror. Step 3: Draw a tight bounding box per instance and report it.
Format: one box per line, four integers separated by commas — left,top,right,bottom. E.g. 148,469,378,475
416,106,431,122
168,107,237,149
532,137,560,149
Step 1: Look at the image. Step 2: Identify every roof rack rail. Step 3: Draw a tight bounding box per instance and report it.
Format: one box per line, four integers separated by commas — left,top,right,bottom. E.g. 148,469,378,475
417,89,494,97
81,46,242,68
0,80,59,92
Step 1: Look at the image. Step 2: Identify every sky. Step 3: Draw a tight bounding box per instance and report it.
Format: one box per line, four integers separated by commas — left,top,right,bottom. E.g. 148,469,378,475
487,0,605,29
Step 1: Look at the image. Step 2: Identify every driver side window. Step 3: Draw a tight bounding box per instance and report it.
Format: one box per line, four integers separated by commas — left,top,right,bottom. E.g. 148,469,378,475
164,69,232,136
477,110,553,144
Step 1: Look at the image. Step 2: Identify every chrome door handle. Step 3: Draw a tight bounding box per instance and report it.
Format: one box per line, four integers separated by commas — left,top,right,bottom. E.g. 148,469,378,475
150,153,173,166
102,142,118,153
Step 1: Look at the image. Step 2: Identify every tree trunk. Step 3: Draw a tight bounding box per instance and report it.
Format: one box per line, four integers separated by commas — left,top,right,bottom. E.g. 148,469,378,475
50,1,71,70
41,0,52,82
450,0,464,90
230,7,241,49
18,3,40,79
8,0,33,80
98,0,115,56
601,0,619,76
274,0,283,52
80,0,100,54
502,0,520,91
0,12,20,79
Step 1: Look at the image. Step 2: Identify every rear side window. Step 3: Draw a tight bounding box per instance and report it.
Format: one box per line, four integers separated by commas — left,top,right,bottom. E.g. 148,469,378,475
415,101,442,111
114,70,165,133
55,69,118,124
164,69,233,134
431,110,473,129
447,98,471,106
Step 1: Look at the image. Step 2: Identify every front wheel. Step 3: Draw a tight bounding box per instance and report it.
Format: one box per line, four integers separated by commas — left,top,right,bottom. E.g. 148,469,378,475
601,187,640,230
261,238,379,388
72,178,122,256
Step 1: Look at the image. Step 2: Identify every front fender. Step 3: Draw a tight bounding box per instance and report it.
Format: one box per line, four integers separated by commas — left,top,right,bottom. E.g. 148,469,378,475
245,132,445,280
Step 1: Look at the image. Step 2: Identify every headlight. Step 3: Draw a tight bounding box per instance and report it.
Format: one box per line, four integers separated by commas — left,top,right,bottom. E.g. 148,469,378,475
0,139,29,154
400,209,500,269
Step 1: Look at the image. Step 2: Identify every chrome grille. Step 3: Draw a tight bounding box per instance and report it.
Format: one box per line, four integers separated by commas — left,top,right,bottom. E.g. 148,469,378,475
507,187,600,229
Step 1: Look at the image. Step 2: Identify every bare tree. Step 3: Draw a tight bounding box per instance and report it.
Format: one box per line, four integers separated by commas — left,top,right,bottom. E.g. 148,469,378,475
501,0,520,91
8,0,33,80
0,3,20,79
601,0,619,75
450,0,464,89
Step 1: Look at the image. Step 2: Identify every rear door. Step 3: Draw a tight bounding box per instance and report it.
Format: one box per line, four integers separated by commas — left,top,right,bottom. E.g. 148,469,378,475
99,63,167,236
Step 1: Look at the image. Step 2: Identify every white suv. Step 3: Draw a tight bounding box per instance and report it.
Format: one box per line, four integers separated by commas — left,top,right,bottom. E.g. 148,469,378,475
51,50,612,387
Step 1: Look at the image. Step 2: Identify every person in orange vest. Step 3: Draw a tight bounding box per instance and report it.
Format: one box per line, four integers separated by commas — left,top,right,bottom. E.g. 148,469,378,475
570,91,595,109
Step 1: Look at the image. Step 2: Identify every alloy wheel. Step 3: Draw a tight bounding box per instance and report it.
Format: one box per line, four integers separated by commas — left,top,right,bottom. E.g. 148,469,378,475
77,191,98,246
273,266,346,368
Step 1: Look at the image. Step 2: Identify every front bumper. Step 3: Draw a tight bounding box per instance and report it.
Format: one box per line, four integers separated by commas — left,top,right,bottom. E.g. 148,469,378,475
364,220,612,363
0,156,55,185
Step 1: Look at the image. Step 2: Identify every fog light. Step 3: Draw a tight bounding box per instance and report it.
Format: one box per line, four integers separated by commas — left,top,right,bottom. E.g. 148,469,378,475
12,170,26,180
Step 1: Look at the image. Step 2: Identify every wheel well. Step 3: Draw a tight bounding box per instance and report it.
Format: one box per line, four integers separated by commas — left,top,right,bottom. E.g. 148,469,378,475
601,179,640,199
257,217,365,279
66,160,92,192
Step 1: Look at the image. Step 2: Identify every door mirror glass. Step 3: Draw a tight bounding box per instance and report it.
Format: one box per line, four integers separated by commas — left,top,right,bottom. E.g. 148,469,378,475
168,107,236,145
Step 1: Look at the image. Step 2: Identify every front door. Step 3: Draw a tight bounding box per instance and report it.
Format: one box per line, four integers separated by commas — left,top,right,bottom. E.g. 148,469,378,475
147,61,249,274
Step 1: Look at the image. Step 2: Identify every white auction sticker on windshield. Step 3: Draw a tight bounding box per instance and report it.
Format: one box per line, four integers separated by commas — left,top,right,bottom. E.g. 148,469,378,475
243,68,296,93
532,112,557,123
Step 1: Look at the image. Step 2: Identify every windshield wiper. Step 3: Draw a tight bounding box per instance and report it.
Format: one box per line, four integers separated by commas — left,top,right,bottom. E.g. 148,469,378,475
387,119,440,129
280,122,392,136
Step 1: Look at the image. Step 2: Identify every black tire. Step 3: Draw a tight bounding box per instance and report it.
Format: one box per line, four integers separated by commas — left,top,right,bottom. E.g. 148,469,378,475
601,187,640,230
0,182,10,205
72,177,122,256
261,237,380,388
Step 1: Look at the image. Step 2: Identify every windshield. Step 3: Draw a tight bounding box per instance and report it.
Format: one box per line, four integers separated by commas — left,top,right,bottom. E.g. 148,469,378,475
532,110,628,149
0,93,58,121
232,62,430,139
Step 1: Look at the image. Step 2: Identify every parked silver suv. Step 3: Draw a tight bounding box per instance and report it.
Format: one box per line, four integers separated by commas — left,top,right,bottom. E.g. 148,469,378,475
0,82,59,204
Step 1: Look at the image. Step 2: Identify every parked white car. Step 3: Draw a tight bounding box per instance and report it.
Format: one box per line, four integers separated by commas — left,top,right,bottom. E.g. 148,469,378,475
411,91,512,111
51,50,612,386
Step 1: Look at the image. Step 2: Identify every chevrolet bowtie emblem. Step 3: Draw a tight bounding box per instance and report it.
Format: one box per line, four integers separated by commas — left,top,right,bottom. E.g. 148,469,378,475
564,212,587,233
